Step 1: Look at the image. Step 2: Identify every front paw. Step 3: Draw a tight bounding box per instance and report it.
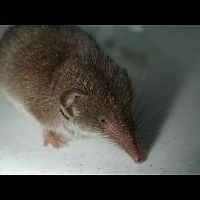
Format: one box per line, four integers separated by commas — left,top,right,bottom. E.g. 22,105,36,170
43,130,65,149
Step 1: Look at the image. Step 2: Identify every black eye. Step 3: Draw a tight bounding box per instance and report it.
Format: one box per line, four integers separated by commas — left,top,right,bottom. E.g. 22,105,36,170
101,119,105,123
99,116,106,124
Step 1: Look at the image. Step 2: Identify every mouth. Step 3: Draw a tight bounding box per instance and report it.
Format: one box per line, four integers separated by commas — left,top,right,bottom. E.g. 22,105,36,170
104,122,142,163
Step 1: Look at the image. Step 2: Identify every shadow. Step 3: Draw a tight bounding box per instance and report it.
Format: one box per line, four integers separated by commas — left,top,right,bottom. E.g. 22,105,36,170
82,26,187,161
98,29,186,160
129,55,185,160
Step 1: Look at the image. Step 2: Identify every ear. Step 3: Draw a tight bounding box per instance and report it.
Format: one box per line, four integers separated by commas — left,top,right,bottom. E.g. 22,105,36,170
59,88,87,119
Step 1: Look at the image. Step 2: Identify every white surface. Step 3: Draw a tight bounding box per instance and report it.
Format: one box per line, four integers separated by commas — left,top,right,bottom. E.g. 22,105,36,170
0,25,200,174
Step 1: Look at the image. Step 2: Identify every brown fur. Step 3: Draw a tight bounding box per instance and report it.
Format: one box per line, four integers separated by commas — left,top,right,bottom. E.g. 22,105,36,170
0,25,134,141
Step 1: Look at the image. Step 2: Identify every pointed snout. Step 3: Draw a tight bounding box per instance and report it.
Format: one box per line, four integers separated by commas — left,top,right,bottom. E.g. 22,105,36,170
117,130,143,163
124,139,143,163
104,122,143,163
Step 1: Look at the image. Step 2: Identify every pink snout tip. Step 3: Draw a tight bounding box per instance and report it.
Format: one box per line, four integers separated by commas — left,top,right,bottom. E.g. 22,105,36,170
104,122,143,163
131,150,143,163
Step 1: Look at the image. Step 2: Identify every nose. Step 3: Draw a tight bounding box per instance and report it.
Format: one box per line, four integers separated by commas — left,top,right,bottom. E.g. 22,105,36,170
124,142,143,163
104,122,143,163
133,152,143,163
